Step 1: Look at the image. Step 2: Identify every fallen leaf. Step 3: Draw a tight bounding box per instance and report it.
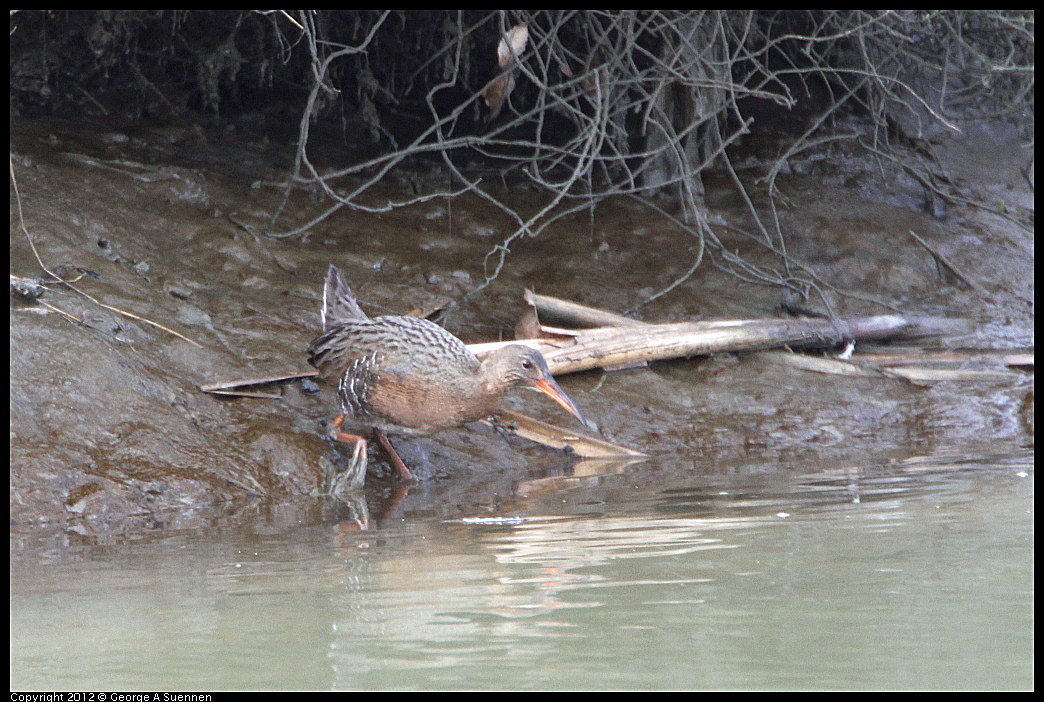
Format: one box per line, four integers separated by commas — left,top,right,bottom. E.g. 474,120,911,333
497,22,529,68
483,73,514,118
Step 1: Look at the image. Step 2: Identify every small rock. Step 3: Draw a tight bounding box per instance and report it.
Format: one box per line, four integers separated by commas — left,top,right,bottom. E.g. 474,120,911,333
164,284,192,300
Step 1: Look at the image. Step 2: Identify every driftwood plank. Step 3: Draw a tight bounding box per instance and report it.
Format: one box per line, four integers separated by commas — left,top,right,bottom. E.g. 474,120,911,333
482,409,646,458
754,350,1025,383
524,289,648,329
476,315,921,375
854,350,1033,368
200,370,317,395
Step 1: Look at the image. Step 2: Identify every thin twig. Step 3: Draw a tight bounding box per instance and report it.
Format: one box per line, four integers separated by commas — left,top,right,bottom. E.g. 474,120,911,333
905,229,989,296
250,11,1029,307
10,158,203,347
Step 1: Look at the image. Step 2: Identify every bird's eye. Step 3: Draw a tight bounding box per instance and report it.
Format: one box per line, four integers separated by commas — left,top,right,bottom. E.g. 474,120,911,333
521,359,534,370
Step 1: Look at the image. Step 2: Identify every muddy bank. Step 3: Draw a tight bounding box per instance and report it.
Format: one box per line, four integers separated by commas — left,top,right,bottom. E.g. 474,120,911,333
9,117,1033,538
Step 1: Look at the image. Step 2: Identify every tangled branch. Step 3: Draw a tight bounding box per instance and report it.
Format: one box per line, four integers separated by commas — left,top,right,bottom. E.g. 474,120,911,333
263,10,1031,308
11,10,1032,312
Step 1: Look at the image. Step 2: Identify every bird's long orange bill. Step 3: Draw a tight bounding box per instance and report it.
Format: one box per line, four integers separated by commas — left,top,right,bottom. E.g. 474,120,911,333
533,377,590,429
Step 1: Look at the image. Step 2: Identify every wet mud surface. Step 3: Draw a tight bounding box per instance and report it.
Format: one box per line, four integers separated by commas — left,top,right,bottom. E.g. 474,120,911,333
9,117,1033,541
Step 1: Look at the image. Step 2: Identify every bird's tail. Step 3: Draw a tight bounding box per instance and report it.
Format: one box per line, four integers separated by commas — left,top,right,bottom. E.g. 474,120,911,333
321,264,368,330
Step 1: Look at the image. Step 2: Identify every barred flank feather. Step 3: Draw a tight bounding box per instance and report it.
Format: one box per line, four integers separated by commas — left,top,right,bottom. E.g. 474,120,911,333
337,351,380,418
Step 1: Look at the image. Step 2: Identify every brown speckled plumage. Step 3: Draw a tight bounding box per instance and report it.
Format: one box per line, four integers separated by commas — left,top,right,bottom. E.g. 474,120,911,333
307,265,588,483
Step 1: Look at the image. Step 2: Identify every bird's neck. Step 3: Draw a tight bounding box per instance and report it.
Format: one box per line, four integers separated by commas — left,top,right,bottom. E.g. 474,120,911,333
470,361,513,418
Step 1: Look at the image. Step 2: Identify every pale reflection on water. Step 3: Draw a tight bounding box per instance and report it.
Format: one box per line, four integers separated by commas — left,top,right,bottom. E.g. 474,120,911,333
10,448,1033,690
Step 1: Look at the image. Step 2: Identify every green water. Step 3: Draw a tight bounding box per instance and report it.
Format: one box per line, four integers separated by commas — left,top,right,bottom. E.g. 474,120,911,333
10,448,1034,690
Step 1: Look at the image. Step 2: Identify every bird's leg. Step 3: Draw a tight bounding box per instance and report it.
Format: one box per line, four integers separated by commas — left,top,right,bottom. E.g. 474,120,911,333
374,429,413,482
331,416,368,490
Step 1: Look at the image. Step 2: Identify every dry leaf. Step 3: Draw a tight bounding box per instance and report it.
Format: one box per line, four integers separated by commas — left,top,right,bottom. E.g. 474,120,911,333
484,23,529,119
483,73,514,119
497,22,529,68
